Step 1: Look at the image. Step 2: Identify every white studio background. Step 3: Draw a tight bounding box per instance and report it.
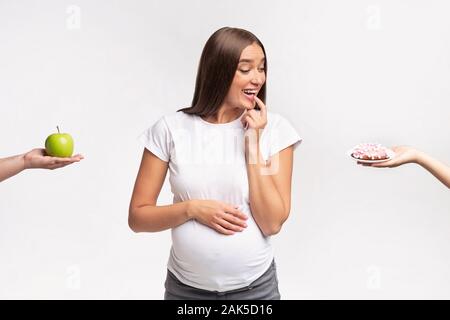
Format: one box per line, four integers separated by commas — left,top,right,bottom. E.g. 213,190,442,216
0,0,449,299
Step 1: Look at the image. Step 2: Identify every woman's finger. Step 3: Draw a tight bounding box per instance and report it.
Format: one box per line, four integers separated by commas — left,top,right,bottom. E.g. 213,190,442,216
227,206,248,220
371,160,396,168
244,116,257,129
212,223,235,235
218,219,244,232
53,158,74,164
72,154,84,160
357,162,373,167
247,109,260,119
222,213,247,228
254,95,267,118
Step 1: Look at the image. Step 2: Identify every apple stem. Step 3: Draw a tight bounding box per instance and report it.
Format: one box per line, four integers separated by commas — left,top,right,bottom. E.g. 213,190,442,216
57,126,60,133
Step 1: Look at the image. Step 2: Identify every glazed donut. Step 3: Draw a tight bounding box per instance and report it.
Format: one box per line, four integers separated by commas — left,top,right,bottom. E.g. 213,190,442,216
351,143,389,160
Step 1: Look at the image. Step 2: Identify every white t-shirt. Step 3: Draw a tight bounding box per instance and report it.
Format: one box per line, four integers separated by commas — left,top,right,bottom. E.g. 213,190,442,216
139,109,302,292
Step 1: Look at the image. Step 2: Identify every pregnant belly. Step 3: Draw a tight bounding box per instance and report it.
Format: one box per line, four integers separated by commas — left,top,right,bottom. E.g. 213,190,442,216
171,205,272,276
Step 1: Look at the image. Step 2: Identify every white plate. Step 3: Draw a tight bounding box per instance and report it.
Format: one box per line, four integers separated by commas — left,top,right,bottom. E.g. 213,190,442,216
346,148,396,164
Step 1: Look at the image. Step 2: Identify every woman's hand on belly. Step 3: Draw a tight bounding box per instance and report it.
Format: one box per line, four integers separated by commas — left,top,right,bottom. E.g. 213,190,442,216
186,200,248,235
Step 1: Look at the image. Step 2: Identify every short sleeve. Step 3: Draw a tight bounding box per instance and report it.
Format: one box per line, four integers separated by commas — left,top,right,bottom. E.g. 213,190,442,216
138,116,171,162
263,114,302,161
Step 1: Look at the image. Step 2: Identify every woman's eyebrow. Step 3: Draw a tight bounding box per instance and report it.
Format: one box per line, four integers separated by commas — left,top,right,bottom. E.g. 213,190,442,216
239,57,265,63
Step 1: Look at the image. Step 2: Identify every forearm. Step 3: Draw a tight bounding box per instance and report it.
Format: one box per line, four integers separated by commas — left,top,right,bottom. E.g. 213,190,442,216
416,151,450,189
246,132,286,236
129,200,192,233
0,154,26,182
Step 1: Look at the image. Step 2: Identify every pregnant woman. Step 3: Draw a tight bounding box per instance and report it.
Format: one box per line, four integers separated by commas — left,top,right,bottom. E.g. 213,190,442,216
129,27,302,299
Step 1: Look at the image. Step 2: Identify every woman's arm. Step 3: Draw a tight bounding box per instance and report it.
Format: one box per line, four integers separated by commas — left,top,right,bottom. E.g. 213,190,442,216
0,148,83,182
128,149,191,232
242,96,295,237
0,154,26,182
368,146,450,189
129,149,249,234
245,129,294,236
416,151,450,188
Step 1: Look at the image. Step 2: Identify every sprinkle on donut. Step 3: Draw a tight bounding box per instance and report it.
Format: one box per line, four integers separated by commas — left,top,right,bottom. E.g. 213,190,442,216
351,143,390,160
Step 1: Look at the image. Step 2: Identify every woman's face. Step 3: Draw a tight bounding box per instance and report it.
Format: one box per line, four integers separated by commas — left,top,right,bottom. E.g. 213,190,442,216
226,42,266,110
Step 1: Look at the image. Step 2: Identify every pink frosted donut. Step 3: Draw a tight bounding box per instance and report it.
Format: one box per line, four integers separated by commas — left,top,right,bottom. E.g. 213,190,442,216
351,143,389,160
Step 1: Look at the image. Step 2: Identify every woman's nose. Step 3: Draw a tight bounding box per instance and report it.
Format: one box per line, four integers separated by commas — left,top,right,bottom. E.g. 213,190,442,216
251,74,264,85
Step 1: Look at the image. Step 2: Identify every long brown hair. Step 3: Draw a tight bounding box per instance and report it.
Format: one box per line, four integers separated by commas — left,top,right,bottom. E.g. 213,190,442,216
177,27,267,117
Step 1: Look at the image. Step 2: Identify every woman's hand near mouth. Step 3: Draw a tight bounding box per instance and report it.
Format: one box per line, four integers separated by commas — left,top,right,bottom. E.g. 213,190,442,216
242,96,267,165
241,95,267,131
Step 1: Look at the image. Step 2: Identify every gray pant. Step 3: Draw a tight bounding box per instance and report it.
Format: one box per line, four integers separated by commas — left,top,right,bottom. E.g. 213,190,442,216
164,260,281,300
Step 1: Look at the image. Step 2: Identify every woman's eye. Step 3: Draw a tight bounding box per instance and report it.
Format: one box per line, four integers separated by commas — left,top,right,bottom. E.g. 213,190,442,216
239,67,265,74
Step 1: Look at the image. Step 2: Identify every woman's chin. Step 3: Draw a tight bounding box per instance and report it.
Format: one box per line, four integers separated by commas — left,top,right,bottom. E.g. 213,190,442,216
238,100,256,109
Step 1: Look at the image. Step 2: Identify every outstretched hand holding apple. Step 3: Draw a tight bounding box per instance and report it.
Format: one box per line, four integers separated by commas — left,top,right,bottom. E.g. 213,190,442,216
0,126,83,182
24,148,83,170
38,125,83,169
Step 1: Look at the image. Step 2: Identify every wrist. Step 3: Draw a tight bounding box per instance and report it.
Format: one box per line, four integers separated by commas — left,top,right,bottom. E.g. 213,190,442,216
415,150,428,167
186,200,196,219
20,153,29,170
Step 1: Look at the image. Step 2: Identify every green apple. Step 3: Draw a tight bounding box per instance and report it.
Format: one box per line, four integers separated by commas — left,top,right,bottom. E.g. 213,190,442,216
45,126,74,158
